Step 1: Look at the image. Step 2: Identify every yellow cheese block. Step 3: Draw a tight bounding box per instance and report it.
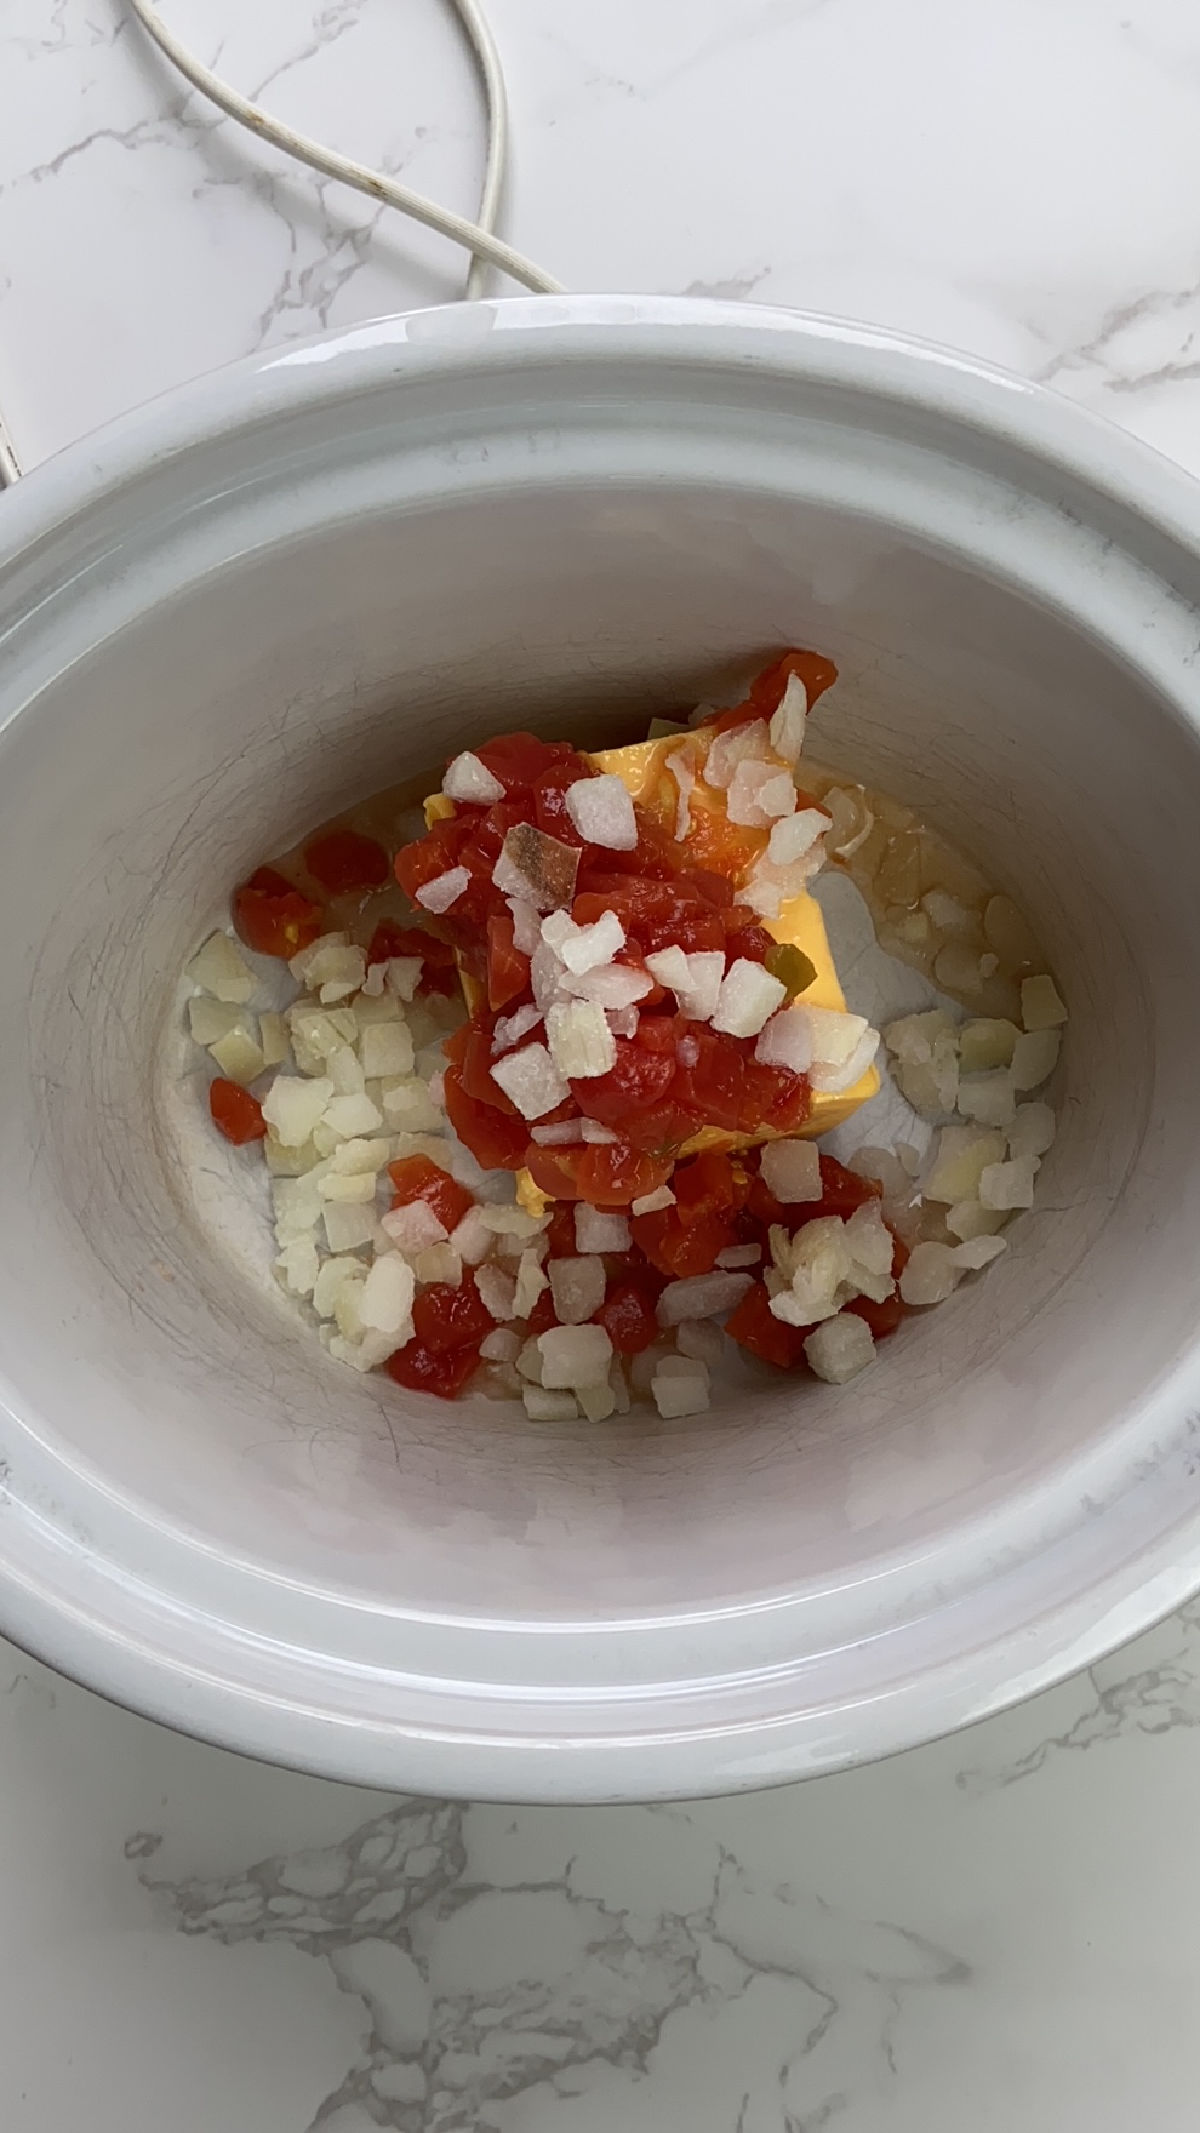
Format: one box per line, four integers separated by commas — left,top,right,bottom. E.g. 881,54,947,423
424,738,878,1214
590,737,880,1142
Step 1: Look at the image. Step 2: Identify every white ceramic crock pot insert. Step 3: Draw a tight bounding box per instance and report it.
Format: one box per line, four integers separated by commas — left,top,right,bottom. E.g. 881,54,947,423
0,298,1198,1800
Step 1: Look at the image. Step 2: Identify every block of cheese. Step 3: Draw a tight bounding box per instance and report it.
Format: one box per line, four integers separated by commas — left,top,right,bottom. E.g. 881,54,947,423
425,735,879,1211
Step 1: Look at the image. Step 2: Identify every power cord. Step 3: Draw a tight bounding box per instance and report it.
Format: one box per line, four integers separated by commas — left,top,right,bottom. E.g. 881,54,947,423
0,0,561,484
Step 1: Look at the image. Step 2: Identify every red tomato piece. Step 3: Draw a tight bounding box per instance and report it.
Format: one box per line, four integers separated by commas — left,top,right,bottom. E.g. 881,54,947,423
673,1147,746,1219
412,1270,495,1353
745,1169,788,1227
387,1153,474,1234
744,1059,811,1136
571,1039,674,1128
385,1339,482,1399
545,1202,579,1258
208,1077,267,1145
815,1154,882,1220
232,865,324,960
474,732,577,797
675,807,766,883
486,912,530,1011
443,1067,530,1170
367,918,460,997
574,882,726,956
367,919,455,970
447,1013,521,1115
633,1011,686,1055
524,1285,560,1335
702,649,840,735
525,1140,673,1209
672,1029,747,1135
598,1276,660,1355
723,920,775,965
844,1291,905,1339
575,814,688,887
394,817,471,904
633,1206,736,1279
418,1270,489,1348
304,828,390,895
725,1281,810,1368
531,754,595,849
621,1099,699,1158
747,647,839,717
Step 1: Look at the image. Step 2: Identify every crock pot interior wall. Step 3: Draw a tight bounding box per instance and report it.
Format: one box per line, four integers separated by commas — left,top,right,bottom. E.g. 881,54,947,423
2,475,1198,1618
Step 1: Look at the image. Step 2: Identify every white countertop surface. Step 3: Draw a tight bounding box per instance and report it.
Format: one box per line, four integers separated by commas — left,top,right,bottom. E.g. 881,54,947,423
4,2,1200,2126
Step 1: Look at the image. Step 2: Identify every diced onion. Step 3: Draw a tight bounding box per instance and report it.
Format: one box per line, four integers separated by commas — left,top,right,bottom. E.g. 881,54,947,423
564,775,638,851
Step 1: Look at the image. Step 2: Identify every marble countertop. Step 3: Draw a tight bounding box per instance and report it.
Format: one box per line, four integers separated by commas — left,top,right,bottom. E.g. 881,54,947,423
4,1,1200,2125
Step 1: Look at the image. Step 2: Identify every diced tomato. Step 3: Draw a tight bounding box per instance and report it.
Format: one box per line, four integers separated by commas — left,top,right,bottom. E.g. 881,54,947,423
633,1011,686,1056
747,647,839,717
450,1014,519,1114
387,1153,474,1235
672,1029,746,1135
532,754,595,849
633,1154,743,1273
412,1269,494,1353
573,881,726,956
486,912,530,1012
673,1147,746,1219
745,1058,811,1135
395,815,471,903
443,1066,530,1170
367,919,454,970
571,1039,674,1127
815,1154,882,1220
676,806,766,882
670,1031,809,1141
524,1285,559,1335
525,1140,673,1208
545,1201,579,1258
572,1038,694,1157
385,1339,482,1398
702,649,840,735
726,1281,810,1368
474,732,577,797
598,1275,660,1355
633,1205,737,1279
208,1077,267,1145
622,1099,699,1157
232,865,324,959
367,918,459,997
844,1291,905,1339
458,798,534,871
304,828,390,895
723,920,775,965
746,1169,788,1227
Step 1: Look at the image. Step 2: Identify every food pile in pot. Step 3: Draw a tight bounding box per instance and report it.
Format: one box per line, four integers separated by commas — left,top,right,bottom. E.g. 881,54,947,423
179,651,1067,1420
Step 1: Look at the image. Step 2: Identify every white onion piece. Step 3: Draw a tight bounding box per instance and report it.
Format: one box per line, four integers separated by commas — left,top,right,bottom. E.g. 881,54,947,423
803,1313,874,1383
657,1271,753,1327
711,959,787,1038
651,1358,711,1417
546,1000,616,1080
538,1324,614,1389
489,1042,570,1121
768,675,808,763
759,1139,822,1203
415,867,469,914
442,751,505,805
564,775,638,850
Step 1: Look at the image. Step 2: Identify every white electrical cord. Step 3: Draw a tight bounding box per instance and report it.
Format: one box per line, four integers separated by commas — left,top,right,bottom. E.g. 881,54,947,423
125,0,561,298
0,0,561,482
